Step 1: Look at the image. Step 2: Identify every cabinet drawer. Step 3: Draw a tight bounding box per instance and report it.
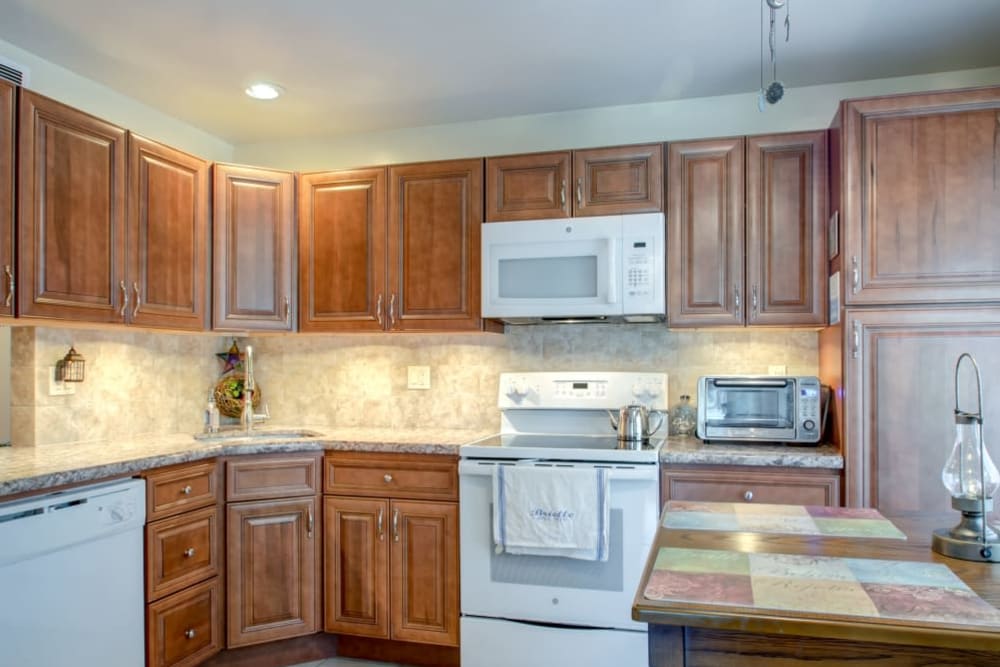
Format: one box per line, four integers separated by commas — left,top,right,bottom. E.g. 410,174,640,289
147,577,223,667
146,461,219,521
661,466,841,507
325,453,458,501
225,453,321,501
146,505,221,601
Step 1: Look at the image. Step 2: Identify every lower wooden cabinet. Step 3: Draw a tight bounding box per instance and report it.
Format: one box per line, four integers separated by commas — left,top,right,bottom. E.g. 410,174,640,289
225,454,322,648
324,452,460,647
147,577,223,667
661,465,842,506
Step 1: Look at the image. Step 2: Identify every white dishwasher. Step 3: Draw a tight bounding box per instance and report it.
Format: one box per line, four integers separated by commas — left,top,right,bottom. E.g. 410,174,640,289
0,478,146,667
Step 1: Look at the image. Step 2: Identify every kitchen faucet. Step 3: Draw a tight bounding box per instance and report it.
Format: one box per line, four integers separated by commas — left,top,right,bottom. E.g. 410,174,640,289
240,345,269,433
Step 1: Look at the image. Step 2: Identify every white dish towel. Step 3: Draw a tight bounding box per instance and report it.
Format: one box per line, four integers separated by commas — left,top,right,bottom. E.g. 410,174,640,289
492,464,610,561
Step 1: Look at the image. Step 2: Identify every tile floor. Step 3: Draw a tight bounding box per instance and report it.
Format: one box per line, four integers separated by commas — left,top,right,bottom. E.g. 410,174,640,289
286,659,404,667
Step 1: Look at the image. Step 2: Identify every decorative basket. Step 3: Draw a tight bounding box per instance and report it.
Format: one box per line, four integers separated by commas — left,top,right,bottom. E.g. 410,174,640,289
213,374,262,419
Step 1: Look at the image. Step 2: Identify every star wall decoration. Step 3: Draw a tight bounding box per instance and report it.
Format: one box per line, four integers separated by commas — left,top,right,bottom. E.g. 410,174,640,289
216,340,244,375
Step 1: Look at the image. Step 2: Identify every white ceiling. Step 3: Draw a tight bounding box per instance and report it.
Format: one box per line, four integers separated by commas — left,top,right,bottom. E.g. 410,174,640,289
1,0,999,145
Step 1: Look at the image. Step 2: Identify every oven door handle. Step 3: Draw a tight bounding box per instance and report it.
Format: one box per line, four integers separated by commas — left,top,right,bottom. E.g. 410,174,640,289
711,379,789,387
457,459,658,481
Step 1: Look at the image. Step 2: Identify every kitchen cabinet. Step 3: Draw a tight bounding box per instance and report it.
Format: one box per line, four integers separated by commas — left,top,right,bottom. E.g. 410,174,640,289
225,454,321,647
667,131,827,327
485,144,663,221
298,167,387,332
834,307,1000,513
837,87,1000,306
213,163,296,331
0,79,13,316
17,90,127,322
324,452,459,647
127,133,210,330
661,465,841,507
144,460,223,667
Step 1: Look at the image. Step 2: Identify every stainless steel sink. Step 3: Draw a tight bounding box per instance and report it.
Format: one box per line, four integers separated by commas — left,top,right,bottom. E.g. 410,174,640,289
194,428,323,442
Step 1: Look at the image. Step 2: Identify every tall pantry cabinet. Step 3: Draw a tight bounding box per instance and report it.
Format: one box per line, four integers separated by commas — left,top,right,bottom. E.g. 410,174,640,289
820,86,1000,513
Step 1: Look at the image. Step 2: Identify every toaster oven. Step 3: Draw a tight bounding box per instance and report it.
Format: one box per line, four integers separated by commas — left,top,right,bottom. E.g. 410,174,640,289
696,376,826,444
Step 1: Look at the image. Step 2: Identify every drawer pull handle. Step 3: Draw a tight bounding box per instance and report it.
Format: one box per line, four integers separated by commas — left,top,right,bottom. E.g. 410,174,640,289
383,473,393,483
743,490,754,502
183,547,196,558
184,629,196,640
181,485,193,495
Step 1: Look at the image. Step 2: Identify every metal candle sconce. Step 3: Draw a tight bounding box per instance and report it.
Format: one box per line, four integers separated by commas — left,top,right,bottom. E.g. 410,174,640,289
56,346,86,383
931,353,1000,562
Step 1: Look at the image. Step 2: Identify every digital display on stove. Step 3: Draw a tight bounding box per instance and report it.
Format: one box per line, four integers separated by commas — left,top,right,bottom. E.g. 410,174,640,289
572,382,588,389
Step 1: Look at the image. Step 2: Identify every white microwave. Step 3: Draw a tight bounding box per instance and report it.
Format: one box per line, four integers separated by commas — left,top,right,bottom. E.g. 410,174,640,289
481,212,665,323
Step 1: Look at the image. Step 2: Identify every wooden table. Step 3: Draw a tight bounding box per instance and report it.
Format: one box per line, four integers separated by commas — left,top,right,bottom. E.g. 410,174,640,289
632,508,1000,666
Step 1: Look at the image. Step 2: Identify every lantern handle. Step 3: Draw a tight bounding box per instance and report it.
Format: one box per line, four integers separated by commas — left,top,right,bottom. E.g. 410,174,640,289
954,353,984,422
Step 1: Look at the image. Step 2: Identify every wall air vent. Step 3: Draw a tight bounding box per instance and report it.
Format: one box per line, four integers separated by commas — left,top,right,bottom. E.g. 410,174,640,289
0,56,29,86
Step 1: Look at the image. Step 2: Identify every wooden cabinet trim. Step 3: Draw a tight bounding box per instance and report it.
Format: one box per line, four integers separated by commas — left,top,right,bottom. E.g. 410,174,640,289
225,453,322,501
0,80,13,317
146,576,223,667
324,452,459,501
145,504,221,601
146,460,219,521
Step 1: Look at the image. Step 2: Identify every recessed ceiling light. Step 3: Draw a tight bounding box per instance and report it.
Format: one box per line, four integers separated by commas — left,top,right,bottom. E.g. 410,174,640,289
245,82,283,100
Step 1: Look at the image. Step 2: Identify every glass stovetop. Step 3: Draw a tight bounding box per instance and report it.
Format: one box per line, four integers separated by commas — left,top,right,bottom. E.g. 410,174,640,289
460,433,663,463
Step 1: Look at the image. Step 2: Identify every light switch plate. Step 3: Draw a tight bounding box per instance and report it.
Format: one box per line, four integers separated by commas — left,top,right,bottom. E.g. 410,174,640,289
48,366,76,395
767,365,787,376
407,365,431,390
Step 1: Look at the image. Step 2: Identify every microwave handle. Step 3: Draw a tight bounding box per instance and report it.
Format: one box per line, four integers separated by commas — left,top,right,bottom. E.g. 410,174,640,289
712,379,789,387
606,238,618,304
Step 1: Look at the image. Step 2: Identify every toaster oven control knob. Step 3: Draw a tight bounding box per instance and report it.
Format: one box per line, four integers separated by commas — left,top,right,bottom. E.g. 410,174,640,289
803,419,816,431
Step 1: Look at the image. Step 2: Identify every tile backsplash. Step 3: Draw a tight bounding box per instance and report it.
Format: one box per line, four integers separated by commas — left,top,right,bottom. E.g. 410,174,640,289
10,324,817,446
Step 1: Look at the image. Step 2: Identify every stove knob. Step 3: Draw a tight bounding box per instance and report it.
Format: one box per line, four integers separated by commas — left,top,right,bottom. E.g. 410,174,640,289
506,378,529,400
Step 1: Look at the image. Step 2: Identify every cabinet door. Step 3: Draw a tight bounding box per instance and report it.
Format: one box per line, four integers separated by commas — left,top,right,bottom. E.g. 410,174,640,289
390,500,459,646
485,151,570,221
746,131,827,326
841,89,1000,305
18,90,126,322
0,79,13,316
573,144,663,216
667,138,744,327
299,168,387,331
226,496,320,647
213,164,296,331
844,307,1000,514
324,496,390,638
127,134,209,330
387,159,484,332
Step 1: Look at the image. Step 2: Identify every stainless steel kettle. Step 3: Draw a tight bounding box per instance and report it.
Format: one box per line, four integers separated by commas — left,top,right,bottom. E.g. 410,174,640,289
608,404,664,442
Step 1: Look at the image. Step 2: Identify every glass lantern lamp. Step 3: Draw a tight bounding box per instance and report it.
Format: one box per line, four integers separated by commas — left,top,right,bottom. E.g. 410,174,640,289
931,353,1000,562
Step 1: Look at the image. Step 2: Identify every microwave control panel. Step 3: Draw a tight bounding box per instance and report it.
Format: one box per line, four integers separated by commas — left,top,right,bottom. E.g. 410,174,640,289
622,219,665,313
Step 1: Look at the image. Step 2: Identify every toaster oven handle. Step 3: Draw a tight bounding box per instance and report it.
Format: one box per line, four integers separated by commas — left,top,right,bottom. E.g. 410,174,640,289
606,238,618,304
712,379,789,387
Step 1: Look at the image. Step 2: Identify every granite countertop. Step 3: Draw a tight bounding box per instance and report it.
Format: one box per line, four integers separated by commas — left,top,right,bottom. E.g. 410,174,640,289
659,435,843,469
0,426,495,498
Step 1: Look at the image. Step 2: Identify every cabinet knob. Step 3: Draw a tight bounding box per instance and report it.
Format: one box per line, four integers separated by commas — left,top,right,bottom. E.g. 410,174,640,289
383,473,393,483
743,490,754,502
184,629,196,639
183,547,196,558
181,485,193,495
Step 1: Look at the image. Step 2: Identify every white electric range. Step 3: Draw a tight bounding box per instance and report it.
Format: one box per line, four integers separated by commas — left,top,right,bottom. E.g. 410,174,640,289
459,371,667,667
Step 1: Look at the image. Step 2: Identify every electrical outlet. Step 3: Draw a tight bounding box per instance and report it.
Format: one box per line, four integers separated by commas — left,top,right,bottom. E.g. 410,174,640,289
407,365,431,390
48,366,76,395
768,365,787,376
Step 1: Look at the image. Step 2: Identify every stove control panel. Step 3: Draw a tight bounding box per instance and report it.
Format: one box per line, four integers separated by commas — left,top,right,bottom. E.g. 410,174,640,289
499,372,668,410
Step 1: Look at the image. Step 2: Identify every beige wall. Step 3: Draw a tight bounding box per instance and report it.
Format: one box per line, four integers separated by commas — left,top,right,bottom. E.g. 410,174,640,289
234,66,1000,172
0,38,234,162
9,325,817,446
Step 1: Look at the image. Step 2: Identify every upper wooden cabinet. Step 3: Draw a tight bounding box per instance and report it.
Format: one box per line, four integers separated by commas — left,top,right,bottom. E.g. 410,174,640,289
213,164,296,331
486,144,662,221
667,131,827,327
0,79,13,317
127,134,210,330
838,87,1000,306
18,90,127,322
299,167,387,332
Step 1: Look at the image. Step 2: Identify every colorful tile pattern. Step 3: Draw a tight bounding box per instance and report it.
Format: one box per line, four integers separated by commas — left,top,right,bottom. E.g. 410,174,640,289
663,501,907,539
644,547,1000,628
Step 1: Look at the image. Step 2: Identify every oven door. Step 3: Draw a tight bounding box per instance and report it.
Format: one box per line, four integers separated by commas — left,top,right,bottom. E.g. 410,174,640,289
481,217,622,319
458,459,658,631
698,377,797,440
